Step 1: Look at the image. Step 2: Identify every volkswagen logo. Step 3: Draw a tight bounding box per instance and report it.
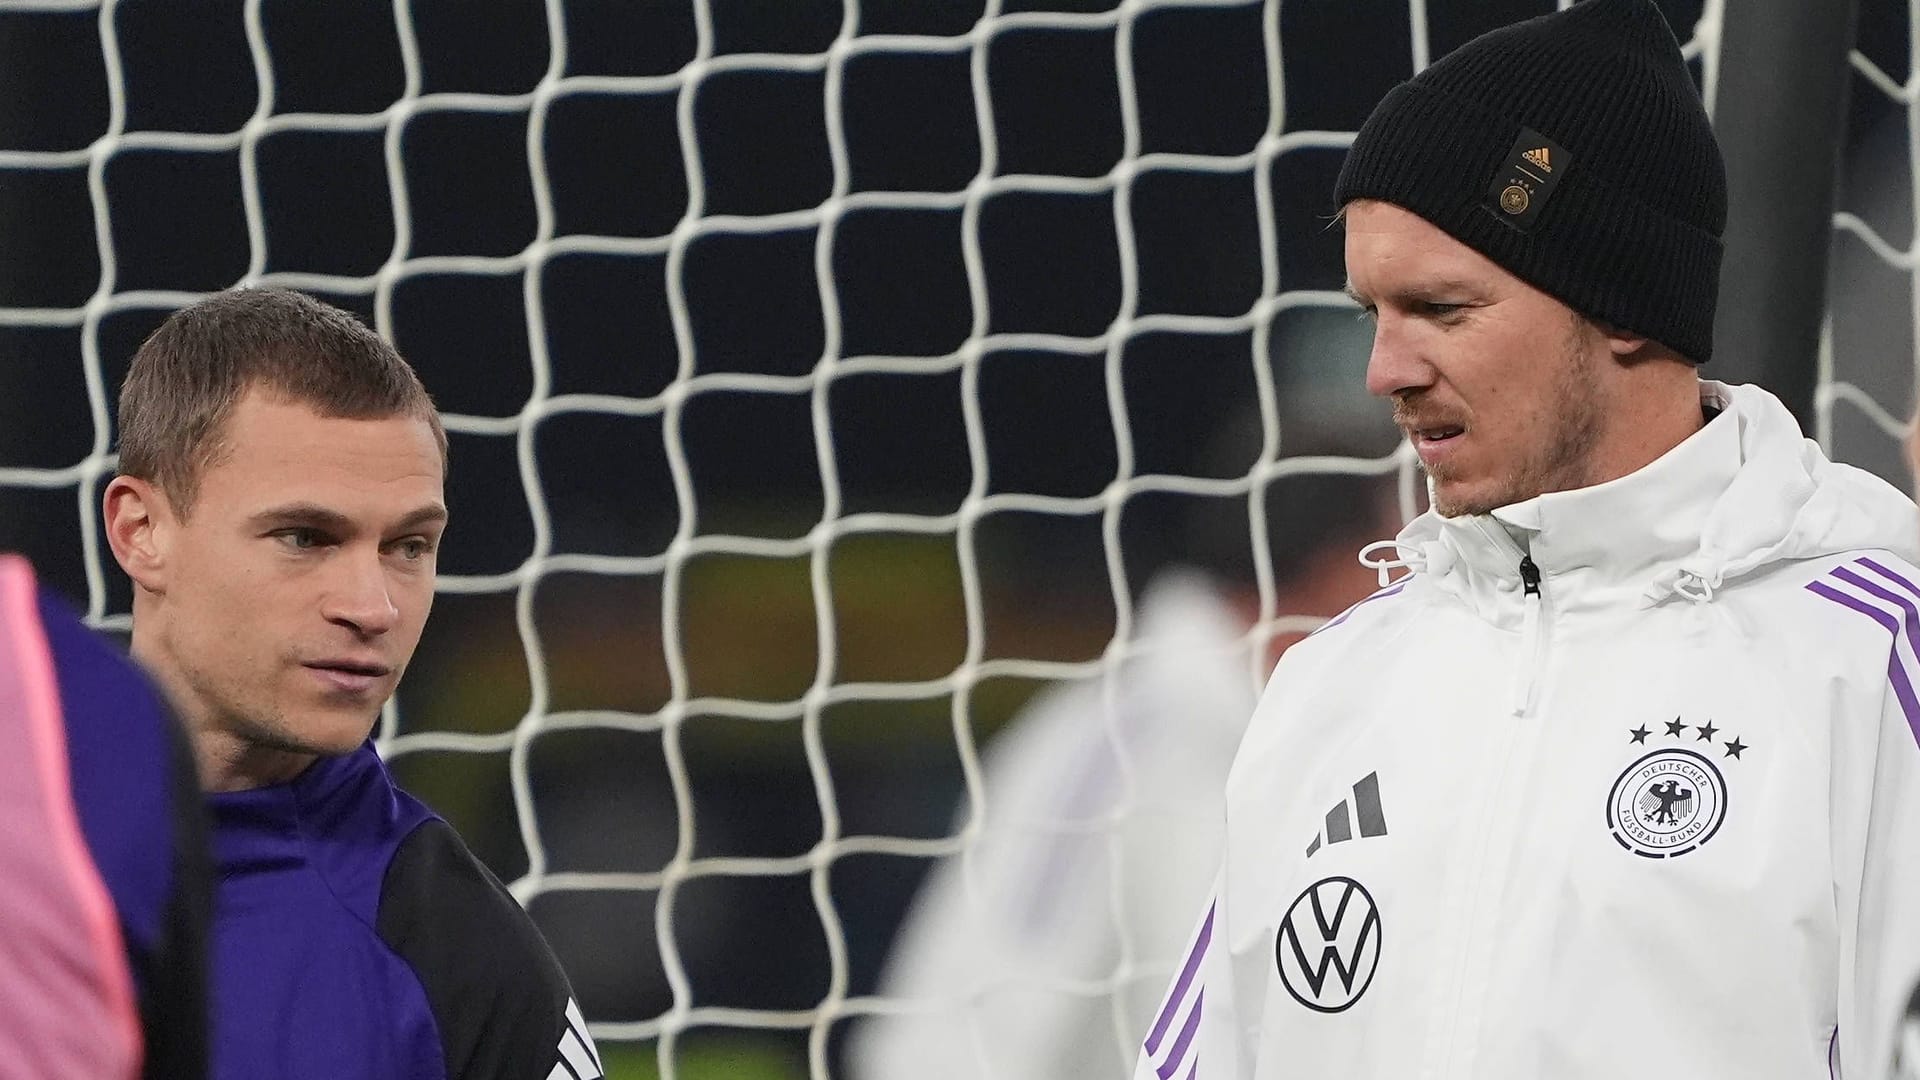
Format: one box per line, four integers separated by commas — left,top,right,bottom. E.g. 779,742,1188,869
1275,876,1382,1013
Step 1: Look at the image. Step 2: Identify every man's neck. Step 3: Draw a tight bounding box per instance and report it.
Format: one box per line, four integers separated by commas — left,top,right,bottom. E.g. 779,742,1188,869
1589,376,1708,491
196,729,318,793
128,618,321,793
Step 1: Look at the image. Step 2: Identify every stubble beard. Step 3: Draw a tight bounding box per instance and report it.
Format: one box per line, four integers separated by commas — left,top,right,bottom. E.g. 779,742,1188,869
230,707,345,756
184,653,378,760
1427,320,1606,518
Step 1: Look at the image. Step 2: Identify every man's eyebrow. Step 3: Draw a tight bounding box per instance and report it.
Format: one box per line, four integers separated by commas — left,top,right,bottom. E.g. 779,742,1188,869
1411,279,1479,298
1346,280,1482,307
249,503,354,532
248,502,448,533
392,504,449,532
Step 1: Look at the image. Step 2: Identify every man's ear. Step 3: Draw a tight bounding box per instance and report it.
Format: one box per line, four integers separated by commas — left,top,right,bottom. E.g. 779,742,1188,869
1592,319,1692,366
1598,320,1651,358
103,475,174,595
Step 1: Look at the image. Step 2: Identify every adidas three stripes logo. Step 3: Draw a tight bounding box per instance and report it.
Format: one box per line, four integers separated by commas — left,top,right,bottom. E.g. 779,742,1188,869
1306,772,1387,857
546,998,604,1080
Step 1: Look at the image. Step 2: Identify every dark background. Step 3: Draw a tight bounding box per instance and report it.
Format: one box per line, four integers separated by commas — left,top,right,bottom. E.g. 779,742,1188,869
1,1,1908,1076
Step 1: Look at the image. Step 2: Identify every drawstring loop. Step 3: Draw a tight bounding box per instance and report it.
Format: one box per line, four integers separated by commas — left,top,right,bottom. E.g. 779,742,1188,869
1358,539,1417,588
1644,566,1723,606
1358,539,1452,587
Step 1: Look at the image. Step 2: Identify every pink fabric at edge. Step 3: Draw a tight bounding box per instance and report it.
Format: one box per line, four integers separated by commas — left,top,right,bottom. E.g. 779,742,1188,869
0,555,141,1079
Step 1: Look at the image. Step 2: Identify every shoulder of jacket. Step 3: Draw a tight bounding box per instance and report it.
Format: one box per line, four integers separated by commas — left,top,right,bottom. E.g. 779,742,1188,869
1289,579,1422,656
376,819,564,988
1236,581,1426,723
376,819,591,1078
1735,550,1920,616
1710,552,1920,696
1781,550,1920,645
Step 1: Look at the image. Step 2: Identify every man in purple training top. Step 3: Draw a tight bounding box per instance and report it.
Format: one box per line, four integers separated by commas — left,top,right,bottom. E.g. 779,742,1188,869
0,554,208,1079
101,287,602,1080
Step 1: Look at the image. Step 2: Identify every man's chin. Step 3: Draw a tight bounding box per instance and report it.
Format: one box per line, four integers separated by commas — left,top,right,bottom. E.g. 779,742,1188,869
1429,478,1508,519
249,708,380,758
1428,476,1474,518
304,716,380,756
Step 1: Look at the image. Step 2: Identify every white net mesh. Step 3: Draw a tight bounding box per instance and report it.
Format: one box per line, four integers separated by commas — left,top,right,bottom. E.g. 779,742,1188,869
0,1,1803,1078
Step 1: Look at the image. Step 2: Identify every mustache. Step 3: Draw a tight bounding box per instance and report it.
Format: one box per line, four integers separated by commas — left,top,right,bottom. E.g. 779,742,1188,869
1391,396,1468,432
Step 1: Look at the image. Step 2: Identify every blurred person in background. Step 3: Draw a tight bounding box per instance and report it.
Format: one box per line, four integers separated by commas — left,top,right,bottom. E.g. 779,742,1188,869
0,553,209,1079
100,287,598,1080
852,307,1402,1080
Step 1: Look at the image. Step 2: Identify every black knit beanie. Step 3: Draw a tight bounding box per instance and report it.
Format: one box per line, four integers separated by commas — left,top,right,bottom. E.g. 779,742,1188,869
1334,0,1726,363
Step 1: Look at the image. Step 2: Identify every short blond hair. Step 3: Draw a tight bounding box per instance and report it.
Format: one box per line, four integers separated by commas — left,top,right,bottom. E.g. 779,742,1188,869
117,287,447,515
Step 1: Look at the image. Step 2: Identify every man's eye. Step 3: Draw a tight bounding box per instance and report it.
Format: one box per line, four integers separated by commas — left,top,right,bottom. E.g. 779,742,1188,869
395,538,434,561
1422,301,1465,319
275,528,325,550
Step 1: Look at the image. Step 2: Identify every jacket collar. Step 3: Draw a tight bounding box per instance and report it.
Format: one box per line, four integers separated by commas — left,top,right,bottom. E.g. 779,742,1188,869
1403,381,1743,616
209,740,403,868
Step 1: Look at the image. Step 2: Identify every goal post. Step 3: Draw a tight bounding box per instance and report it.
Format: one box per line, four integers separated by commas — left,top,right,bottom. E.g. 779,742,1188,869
1710,0,1861,430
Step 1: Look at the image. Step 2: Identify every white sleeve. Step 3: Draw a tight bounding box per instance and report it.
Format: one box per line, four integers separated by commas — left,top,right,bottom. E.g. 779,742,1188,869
1840,680,1920,1078
856,581,1251,1079
851,681,1135,1080
1133,875,1244,1080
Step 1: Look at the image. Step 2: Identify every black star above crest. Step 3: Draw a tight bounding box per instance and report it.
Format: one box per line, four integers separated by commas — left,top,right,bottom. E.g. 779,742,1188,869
1723,737,1748,760
1628,725,1651,744
1664,718,1687,738
1695,721,1720,742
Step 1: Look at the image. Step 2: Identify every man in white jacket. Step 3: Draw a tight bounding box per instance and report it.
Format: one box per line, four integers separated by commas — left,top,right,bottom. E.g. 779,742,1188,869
1137,2,1920,1078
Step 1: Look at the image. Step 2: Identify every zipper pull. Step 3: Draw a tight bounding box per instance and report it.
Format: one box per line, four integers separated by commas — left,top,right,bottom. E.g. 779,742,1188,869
1512,556,1544,715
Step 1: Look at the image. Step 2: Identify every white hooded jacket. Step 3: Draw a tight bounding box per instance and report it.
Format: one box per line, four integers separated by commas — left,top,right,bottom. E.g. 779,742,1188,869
1135,381,1920,1079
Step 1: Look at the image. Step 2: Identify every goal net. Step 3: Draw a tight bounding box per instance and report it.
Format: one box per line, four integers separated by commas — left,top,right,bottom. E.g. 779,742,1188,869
1824,0,1920,486
7,2,1901,1079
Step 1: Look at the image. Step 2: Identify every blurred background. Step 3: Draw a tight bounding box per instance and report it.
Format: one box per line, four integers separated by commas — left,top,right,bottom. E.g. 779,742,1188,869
0,1,1911,1077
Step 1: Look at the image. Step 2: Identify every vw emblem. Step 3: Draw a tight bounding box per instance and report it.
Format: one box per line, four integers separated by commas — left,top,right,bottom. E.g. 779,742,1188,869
1274,875,1382,1013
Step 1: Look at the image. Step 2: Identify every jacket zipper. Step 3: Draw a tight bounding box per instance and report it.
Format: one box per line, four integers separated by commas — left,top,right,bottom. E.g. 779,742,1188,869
1430,546,1550,1078
1512,556,1545,715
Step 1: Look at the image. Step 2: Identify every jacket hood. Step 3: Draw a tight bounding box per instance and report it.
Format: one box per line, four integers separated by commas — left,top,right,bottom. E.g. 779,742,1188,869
1384,381,1920,609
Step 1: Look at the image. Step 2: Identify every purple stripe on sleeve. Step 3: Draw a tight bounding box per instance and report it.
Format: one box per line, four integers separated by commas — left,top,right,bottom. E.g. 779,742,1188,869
1861,556,1920,602
1836,567,1920,656
1182,1054,1198,1080
1156,991,1203,1080
1833,568,1920,660
1144,902,1214,1055
1315,583,1406,636
1807,580,1920,744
